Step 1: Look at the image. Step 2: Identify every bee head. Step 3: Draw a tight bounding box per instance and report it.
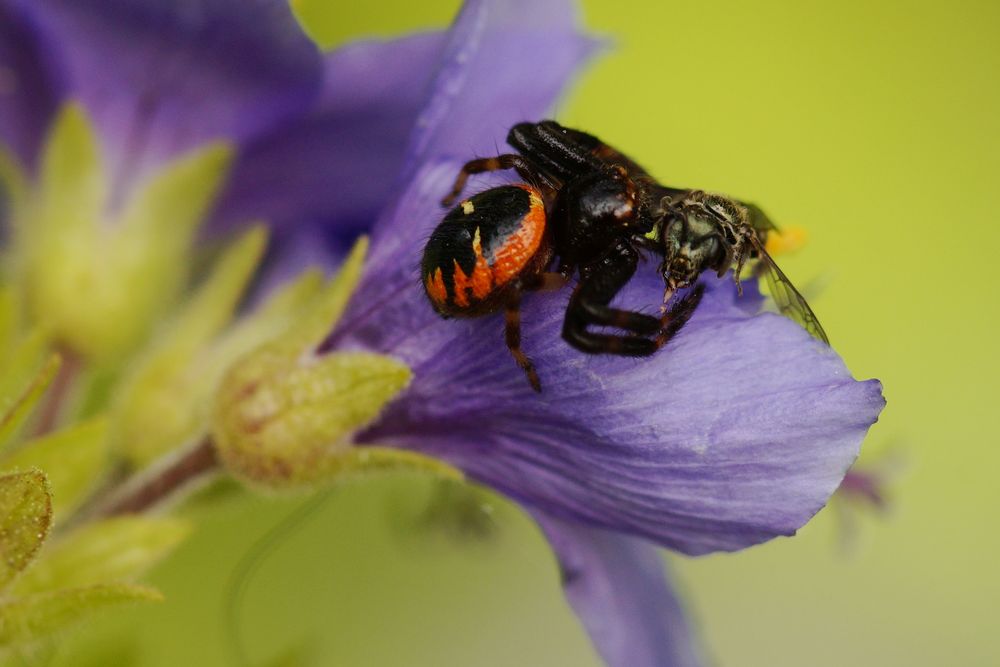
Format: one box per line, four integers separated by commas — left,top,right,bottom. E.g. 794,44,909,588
657,192,751,289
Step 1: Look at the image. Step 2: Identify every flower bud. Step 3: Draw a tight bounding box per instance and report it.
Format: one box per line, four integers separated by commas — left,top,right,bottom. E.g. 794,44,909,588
14,104,233,363
210,237,460,489
212,345,414,487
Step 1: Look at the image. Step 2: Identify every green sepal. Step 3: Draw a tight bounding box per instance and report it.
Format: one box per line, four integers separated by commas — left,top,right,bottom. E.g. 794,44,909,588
33,104,107,234
332,447,462,483
103,140,234,359
0,470,52,592
207,267,326,378
18,103,235,362
0,583,162,649
112,227,267,466
0,349,60,449
19,104,106,356
0,285,22,358
0,144,27,233
3,417,110,519
12,517,191,595
279,235,368,352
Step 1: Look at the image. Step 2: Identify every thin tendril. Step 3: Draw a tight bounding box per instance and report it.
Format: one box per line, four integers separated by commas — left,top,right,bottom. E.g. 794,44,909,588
223,487,338,666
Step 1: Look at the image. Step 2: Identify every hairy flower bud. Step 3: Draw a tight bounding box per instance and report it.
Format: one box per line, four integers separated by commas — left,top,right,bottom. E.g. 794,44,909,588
212,345,414,487
211,238,459,489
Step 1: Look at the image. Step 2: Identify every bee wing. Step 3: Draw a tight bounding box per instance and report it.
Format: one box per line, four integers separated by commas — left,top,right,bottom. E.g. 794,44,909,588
743,201,780,233
747,234,830,345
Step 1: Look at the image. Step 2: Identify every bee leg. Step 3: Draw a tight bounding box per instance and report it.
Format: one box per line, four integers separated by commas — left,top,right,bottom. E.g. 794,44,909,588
653,284,705,348
441,154,556,207
504,291,542,392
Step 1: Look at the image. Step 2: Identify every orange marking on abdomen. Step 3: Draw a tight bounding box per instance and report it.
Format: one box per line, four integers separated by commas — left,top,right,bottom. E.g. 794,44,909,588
490,186,546,285
469,227,493,299
451,260,471,307
425,267,448,306
451,227,494,308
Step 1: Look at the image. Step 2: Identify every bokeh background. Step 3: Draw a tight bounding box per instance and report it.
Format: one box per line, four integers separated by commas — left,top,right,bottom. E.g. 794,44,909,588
56,1,999,665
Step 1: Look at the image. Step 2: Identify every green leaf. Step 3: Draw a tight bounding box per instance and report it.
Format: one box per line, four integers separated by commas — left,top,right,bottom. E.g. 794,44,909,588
0,583,161,648
0,470,52,591
12,517,191,595
112,227,267,466
3,418,110,519
0,350,59,450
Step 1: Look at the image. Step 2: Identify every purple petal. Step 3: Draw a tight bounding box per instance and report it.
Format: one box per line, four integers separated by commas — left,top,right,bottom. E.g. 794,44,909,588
209,33,446,236
534,512,705,667
0,2,64,167
215,0,600,244
396,0,603,191
20,0,322,192
340,160,886,556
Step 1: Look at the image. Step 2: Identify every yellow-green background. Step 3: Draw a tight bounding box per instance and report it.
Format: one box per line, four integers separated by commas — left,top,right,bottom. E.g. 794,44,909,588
57,1,999,665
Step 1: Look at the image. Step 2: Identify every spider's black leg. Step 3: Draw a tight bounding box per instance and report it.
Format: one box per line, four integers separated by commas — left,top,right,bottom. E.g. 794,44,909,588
498,271,574,393
562,240,664,355
441,154,557,206
503,291,541,392
563,240,706,356
521,271,570,293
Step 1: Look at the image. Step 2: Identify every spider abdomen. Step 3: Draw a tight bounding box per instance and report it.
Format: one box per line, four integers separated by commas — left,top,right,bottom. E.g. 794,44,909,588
422,184,550,317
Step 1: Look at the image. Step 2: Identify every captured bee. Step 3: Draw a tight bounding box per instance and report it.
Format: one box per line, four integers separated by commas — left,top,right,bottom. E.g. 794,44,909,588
655,190,829,343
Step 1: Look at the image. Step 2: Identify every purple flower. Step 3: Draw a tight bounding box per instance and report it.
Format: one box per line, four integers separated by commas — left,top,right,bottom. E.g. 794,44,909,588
0,1,885,666
321,3,883,665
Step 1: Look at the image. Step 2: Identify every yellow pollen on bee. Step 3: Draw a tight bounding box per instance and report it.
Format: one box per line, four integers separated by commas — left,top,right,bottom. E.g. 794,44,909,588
765,226,808,256
461,200,475,215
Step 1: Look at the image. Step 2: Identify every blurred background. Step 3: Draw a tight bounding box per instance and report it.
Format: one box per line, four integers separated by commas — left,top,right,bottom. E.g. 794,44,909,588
57,1,999,665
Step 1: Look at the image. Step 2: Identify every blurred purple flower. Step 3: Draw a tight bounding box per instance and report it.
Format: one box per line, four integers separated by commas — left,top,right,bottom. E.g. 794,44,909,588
0,1,884,666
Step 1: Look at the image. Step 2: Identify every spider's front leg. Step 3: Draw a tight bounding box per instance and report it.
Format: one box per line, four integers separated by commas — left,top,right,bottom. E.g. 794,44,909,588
441,154,557,207
562,239,701,356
